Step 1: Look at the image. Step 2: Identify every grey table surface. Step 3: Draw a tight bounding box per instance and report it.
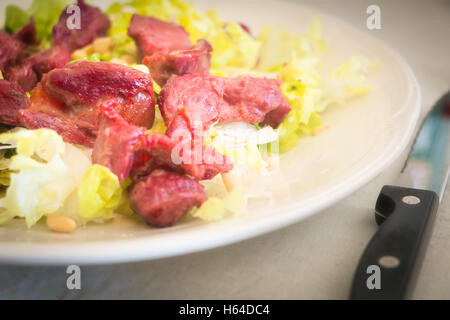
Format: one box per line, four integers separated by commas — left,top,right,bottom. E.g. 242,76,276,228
0,0,449,299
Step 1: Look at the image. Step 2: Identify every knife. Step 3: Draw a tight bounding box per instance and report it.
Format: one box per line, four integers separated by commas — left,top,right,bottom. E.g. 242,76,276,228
350,92,450,300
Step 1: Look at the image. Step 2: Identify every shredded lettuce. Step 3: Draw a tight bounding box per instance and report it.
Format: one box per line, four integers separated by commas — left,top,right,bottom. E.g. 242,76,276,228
192,197,226,221
191,187,244,222
255,18,328,152
0,127,141,228
29,0,69,45
57,165,133,225
329,55,376,98
0,128,91,227
257,16,327,70
274,54,375,153
78,164,122,220
256,18,375,152
116,178,134,217
206,122,278,173
276,78,324,152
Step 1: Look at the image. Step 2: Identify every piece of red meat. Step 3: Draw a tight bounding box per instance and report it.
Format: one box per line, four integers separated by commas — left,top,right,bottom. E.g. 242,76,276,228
0,30,26,75
93,104,182,181
92,99,147,182
128,14,192,60
158,73,222,137
159,73,291,136
52,0,110,52
4,63,38,93
128,169,207,227
260,104,292,128
128,15,212,86
142,39,212,86
14,17,38,46
93,101,232,182
18,81,98,145
219,77,291,126
27,46,72,79
5,1,110,92
19,61,156,146
5,46,71,93
44,61,154,109
0,79,29,126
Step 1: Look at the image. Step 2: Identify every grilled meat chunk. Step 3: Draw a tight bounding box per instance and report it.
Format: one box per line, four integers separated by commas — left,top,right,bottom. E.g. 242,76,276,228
0,30,25,75
0,80,29,126
129,15,212,86
13,17,38,45
142,39,212,86
19,61,156,146
128,169,207,227
159,73,291,137
128,15,192,60
52,0,110,52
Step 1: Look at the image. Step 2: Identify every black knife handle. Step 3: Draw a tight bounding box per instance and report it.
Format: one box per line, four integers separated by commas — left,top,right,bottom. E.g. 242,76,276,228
350,185,439,300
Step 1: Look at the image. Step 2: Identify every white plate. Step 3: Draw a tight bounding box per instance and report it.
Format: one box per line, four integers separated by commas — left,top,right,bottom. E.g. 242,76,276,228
0,0,421,265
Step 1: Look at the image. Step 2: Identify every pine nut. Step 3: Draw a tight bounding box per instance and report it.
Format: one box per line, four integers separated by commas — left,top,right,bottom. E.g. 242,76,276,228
92,37,114,54
46,215,77,233
71,45,93,60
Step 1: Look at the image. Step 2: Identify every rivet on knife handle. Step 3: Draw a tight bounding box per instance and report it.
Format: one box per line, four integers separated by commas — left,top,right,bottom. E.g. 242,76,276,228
350,185,439,300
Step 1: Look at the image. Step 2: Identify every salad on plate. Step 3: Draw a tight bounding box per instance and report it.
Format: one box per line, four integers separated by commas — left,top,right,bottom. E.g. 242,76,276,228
0,0,375,232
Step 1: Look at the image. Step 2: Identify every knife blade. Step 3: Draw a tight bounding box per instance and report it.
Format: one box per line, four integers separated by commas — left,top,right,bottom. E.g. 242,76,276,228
350,92,450,300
